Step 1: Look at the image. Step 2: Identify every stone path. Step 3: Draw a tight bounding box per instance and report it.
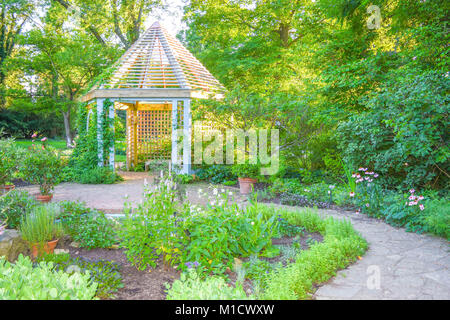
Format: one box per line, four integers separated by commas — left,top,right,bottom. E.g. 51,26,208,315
18,174,450,300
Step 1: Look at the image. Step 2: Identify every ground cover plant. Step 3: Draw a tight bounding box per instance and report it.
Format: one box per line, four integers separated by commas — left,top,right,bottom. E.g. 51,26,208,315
0,255,97,300
37,253,123,299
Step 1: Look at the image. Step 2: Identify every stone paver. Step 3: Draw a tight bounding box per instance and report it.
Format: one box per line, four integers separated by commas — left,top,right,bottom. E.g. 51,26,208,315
18,174,450,300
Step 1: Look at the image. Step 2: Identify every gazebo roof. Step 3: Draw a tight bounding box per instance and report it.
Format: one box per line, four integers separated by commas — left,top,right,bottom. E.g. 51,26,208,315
82,22,225,102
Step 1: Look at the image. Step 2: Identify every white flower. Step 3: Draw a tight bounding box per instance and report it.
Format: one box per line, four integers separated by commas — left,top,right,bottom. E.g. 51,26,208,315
251,222,254,225
329,185,335,189
213,188,218,195
228,191,233,196
221,189,225,193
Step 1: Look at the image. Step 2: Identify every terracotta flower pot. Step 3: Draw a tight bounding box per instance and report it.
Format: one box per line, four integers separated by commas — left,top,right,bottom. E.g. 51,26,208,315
1,184,15,193
238,177,257,195
35,194,53,203
31,239,59,258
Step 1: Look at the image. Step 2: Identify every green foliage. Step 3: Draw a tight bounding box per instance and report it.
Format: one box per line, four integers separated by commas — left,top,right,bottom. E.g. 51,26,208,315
421,198,450,240
20,144,63,195
173,173,195,184
254,205,367,299
67,100,119,184
120,177,184,270
195,165,236,184
231,163,260,178
0,190,37,228
337,71,449,189
166,269,252,300
19,204,63,245
37,253,123,299
59,201,118,249
0,138,19,185
0,255,97,300
120,177,279,274
75,167,122,185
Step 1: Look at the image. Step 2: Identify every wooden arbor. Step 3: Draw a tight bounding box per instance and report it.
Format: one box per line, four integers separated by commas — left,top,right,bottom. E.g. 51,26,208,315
81,22,225,173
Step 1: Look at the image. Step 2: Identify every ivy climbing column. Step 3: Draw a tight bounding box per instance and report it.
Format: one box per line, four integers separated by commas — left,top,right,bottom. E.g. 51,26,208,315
183,99,192,174
97,98,104,167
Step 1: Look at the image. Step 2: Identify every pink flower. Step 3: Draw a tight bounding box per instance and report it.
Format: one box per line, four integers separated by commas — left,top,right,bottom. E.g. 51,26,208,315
349,192,355,197
359,168,368,172
418,196,424,201
374,173,379,178
365,203,370,207
31,133,37,139
41,137,48,142
41,145,45,150
419,204,425,211
409,189,415,194
409,195,416,200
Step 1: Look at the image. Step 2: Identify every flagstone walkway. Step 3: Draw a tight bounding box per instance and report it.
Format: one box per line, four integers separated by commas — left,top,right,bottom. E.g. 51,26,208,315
18,173,450,300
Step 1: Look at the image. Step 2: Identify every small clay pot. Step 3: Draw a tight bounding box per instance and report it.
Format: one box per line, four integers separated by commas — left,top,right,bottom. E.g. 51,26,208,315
31,239,59,258
1,184,15,193
35,194,53,203
238,177,257,195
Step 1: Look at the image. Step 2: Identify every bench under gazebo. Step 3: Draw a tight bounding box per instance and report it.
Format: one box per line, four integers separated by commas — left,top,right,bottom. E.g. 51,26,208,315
81,22,225,174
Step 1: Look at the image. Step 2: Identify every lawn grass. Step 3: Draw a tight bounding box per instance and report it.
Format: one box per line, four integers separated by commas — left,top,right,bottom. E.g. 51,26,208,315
15,139,68,150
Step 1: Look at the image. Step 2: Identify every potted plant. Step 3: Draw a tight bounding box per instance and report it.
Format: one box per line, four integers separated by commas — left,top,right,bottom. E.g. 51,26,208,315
0,138,19,194
20,139,62,202
232,163,260,194
20,204,63,258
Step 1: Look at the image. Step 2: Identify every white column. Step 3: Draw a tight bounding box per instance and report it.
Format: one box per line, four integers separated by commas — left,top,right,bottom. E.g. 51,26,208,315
97,98,104,167
108,102,115,171
171,99,179,173
182,99,192,174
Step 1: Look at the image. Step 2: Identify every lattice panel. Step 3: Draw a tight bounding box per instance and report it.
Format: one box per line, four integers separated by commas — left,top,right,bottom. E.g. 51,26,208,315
136,109,172,160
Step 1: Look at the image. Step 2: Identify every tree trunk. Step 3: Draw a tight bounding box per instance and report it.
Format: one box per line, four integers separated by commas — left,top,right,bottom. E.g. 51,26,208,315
62,110,73,148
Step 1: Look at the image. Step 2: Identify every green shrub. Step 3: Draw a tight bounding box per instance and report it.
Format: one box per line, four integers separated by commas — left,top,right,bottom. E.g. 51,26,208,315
231,163,260,178
422,198,450,240
20,144,63,195
166,269,252,300
195,165,236,184
173,173,194,184
75,167,122,184
0,138,19,185
0,255,97,300
38,253,123,299
0,190,38,228
59,201,118,249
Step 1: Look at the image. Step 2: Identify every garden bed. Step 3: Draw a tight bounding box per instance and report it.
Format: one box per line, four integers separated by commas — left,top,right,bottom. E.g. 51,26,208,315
63,246,180,300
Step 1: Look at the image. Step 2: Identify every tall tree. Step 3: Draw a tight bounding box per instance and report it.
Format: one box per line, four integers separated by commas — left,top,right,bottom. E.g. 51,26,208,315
52,0,163,49
0,0,34,107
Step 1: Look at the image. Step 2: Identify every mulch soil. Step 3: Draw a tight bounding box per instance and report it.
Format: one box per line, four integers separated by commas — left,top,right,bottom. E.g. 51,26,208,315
57,238,180,300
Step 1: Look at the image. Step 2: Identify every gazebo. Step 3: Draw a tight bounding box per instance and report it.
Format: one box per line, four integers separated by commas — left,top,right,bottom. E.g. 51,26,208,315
81,22,225,174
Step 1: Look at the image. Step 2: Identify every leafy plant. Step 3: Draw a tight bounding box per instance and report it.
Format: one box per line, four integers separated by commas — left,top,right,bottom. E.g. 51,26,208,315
166,269,252,300
232,163,260,178
173,173,195,184
0,138,19,185
59,201,118,249
0,255,97,300
38,253,123,299
20,143,63,195
0,190,38,228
